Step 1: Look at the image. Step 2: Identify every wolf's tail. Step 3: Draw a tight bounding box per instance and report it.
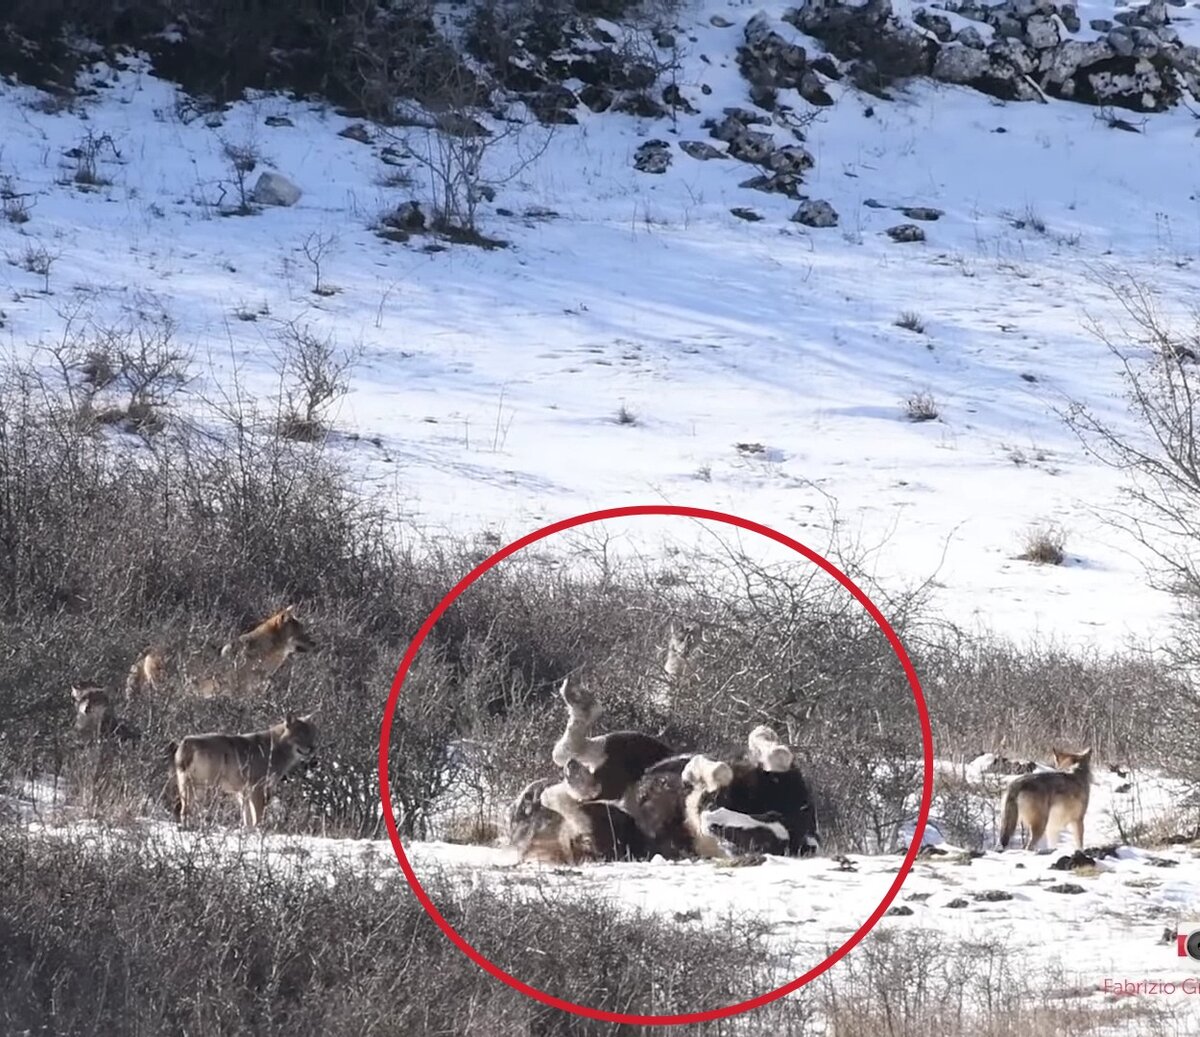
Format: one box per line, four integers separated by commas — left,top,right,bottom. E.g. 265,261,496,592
998,783,1019,850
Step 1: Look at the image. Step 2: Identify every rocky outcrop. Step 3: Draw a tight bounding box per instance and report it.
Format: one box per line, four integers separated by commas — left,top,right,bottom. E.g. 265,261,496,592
738,12,837,106
703,107,815,198
466,10,679,125
773,0,1197,111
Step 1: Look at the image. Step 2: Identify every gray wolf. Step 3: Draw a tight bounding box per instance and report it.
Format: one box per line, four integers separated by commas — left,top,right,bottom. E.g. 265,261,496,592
998,747,1092,852
167,712,317,827
128,605,315,698
663,620,702,683
70,684,139,742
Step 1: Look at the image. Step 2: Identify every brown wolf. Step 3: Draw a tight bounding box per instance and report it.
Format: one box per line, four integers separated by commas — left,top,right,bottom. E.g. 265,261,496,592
127,605,315,698
664,620,702,683
998,748,1092,852
70,685,139,742
167,713,317,828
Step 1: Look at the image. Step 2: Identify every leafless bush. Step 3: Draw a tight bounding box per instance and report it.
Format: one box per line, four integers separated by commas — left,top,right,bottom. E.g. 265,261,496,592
70,130,118,188
333,0,456,121
300,230,339,296
1017,522,1066,565
1061,271,1200,778
904,390,939,422
822,927,1172,1036
220,137,261,214
895,311,925,333
0,826,801,1034
39,311,192,436
918,636,1190,771
1066,273,1200,615
360,54,553,240
15,240,61,292
0,175,33,224
272,320,360,441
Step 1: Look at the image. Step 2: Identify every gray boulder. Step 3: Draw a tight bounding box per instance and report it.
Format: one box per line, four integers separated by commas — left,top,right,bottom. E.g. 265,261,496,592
680,140,727,160
252,171,301,207
792,199,839,227
887,223,926,242
634,140,672,174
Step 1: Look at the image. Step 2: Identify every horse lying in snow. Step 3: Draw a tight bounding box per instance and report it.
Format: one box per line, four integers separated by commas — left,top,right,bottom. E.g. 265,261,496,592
507,680,819,863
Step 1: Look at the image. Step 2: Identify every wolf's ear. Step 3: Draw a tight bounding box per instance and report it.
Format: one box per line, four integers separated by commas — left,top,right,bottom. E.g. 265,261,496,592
70,685,83,701
1051,746,1061,758
298,711,315,723
1079,747,1092,759
283,604,297,618
285,712,296,727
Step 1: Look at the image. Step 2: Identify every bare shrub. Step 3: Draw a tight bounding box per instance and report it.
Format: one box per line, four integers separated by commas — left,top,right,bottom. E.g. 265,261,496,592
43,311,192,436
70,130,118,188
0,176,33,224
15,241,61,292
300,230,339,296
895,311,925,333
822,927,1173,1036
351,41,552,240
1066,273,1200,611
904,390,939,422
918,637,1190,772
333,0,458,121
1017,523,1066,565
272,320,360,441
1011,203,1047,234
0,826,802,1034
1061,271,1200,780
220,137,261,214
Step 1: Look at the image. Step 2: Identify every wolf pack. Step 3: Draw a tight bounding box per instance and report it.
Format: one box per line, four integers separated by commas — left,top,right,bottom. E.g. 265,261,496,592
65,606,1095,860
69,606,318,827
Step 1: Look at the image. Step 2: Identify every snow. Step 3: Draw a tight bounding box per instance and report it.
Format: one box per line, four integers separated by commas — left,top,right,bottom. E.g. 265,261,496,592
4,0,1200,1026
1,5,1197,649
16,756,1200,1024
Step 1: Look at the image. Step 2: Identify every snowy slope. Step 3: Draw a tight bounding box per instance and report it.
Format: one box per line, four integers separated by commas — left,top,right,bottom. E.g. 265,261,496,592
13,758,1200,1027
1,2,1197,650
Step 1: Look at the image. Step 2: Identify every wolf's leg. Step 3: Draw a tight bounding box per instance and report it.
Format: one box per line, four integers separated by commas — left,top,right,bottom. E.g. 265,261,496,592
244,787,268,827
1069,818,1084,851
1026,816,1047,852
176,773,191,825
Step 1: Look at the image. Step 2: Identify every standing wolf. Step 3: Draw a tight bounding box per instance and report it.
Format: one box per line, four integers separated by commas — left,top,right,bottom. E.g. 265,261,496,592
167,713,318,828
998,747,1092,852
127,605,316,698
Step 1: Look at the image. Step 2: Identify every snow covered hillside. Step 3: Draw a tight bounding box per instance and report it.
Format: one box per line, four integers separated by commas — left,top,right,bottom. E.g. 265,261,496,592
13,755,1200,1030
2,1,1197,648
5,1,1200,1028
